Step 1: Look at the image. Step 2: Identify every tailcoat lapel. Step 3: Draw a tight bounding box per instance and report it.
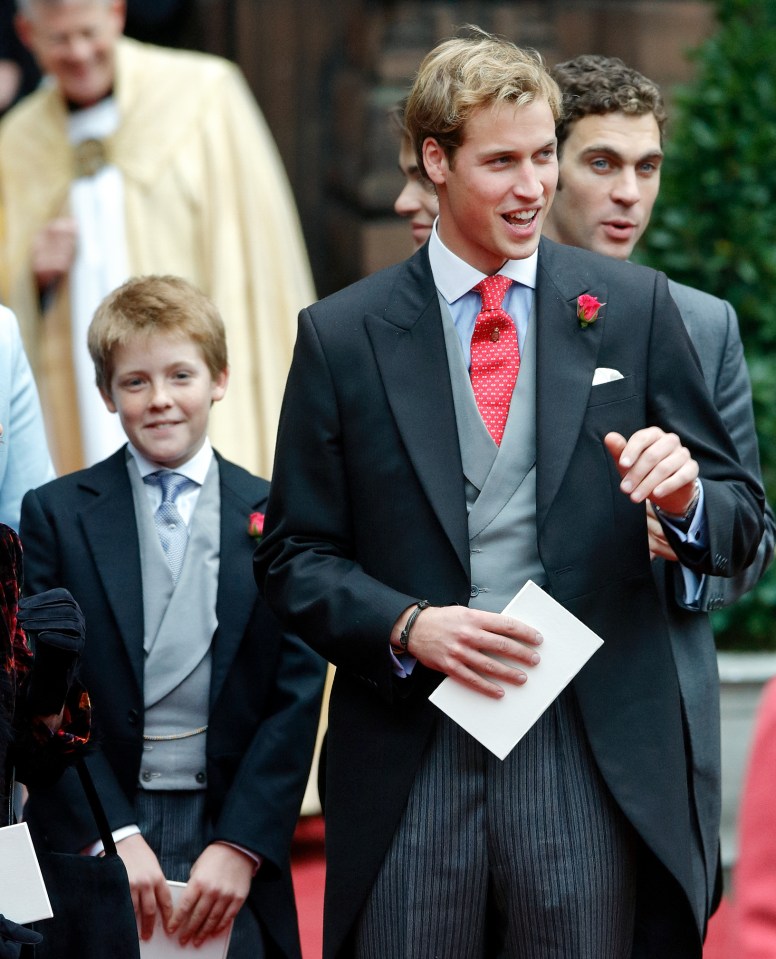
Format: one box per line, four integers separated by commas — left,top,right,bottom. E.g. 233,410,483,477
364,241,611,571
78,452,261,706
365,250,469,577
212,456,265,706
535,239,608,530
78,448,145,690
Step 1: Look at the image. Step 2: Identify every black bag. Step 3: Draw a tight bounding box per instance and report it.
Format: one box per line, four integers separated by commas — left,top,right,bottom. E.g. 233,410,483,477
30,759,140,959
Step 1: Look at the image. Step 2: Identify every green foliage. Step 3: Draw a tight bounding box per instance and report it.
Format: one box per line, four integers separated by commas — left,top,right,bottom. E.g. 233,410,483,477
641,0,776,649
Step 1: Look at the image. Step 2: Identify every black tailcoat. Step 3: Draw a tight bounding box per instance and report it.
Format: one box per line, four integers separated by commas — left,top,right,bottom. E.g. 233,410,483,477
256,238,764,958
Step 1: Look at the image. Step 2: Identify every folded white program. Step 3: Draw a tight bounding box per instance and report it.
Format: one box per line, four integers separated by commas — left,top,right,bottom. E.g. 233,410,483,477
429,580,604,760
0,822,53,924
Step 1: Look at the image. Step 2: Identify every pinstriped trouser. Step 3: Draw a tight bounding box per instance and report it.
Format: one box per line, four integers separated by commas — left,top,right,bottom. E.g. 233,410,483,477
354,689,638,959
136,790,264,959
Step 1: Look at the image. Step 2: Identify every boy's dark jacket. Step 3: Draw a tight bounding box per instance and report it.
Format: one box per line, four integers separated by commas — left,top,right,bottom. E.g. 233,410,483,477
20,448,325,959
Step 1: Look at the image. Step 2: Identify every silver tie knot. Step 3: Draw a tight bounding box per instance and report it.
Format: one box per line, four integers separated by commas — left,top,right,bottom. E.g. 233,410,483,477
144,471,192,582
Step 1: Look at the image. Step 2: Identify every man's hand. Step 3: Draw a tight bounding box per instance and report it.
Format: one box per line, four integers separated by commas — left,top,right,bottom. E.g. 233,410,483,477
31,218,78,291
0,61,21,112
646,502,679,561
168,843,254,947
116,833,173,941
391,604,542,699
604,429,699,516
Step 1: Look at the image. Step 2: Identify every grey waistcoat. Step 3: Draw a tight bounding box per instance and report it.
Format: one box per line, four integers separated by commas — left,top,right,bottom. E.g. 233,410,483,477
439,294,546,614
128,455,220,791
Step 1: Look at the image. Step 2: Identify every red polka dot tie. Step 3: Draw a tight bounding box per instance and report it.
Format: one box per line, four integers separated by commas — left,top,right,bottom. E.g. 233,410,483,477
470,274,519,446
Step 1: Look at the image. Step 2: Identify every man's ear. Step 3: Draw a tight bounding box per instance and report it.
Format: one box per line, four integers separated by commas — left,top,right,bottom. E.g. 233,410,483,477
422,137,449,187
14,14,33,52
111,0,127,34
210,367,229,405
99,387,117,413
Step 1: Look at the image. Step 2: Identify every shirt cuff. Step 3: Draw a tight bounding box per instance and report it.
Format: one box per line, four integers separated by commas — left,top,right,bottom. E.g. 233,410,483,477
679,567,706,608
659,483,708,607
84,823,141,856
213,841,263,876
390,647,417,678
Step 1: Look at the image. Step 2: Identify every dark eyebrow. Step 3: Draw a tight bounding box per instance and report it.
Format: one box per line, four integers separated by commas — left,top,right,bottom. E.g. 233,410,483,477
580,143,664,164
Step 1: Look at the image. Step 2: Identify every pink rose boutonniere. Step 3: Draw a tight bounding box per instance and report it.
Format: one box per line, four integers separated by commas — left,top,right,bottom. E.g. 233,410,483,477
248,511,265,540
577,294,605,329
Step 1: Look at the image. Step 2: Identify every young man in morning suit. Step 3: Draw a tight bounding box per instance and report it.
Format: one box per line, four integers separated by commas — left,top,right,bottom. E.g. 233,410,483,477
543,54,776,924
255,29,765,959
20,276,326,959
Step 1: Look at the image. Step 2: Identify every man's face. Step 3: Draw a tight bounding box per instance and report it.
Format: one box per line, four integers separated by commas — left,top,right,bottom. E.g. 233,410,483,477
423,98,557,274
545,111,663,260
394,137,439,251
17,0,125,108
101,332,228,470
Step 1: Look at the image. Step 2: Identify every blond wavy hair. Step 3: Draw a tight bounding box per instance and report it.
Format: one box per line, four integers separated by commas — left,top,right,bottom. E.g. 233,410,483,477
88,275,228,393
404,26,562,174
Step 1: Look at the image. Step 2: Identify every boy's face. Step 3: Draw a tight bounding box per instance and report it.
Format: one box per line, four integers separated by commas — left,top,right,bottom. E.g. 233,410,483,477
423,97,558,274
395,136,438,250
544,111,663,260
16,0,125,109
101,332,228,469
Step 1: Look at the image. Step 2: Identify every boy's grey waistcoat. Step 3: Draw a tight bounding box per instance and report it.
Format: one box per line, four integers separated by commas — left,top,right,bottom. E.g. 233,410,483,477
129,457,220,790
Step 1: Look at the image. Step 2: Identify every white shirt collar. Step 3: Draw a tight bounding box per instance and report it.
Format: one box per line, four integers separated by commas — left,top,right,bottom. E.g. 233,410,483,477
428,219,538,304
127,438,213,486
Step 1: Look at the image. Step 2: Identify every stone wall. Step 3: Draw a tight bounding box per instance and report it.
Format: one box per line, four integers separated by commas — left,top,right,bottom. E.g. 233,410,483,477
201,0,716,295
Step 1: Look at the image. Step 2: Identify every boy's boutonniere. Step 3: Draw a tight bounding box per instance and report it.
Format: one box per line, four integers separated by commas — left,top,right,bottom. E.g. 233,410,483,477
248,511,265,540
577,294,605,329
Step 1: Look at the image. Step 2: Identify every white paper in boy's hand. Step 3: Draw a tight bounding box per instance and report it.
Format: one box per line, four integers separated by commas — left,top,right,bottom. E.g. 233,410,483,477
428,580,603,760
138,881,232,959
0,822,53,923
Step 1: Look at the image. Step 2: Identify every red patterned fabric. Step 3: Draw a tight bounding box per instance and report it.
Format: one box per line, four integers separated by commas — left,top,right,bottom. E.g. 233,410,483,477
470,275,519,446
0,525,30,754
0,525,89,813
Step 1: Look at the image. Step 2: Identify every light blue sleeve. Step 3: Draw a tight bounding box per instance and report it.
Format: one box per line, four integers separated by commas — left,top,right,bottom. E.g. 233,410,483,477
660,483,707,607
0,308,56,530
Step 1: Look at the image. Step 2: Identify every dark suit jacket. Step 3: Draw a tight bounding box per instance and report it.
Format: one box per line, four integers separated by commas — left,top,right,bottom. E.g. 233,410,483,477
667,279,776,610
656,280,776,922
20,449,326,959
255,238,765,959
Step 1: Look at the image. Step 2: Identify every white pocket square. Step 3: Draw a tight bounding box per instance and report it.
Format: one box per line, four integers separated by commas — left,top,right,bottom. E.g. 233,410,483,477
592,367,624,386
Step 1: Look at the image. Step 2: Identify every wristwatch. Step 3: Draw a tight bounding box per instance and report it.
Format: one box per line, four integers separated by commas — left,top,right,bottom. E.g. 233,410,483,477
653,481,700,529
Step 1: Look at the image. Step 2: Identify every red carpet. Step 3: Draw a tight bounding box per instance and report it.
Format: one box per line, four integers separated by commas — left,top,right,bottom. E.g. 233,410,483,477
704,899,732,959
291,816,326,959
291,821,733,959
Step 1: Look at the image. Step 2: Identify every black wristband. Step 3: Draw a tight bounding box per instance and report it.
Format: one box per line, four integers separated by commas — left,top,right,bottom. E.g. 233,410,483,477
398,600,430,653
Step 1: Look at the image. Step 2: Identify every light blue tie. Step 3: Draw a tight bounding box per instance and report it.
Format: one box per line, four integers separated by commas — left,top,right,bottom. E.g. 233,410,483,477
143,471,191,582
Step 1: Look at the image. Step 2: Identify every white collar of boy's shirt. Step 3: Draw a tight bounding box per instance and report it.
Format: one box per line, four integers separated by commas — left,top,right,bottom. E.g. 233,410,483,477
127,439,213,527
127,438,214,484
428,219,538,304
